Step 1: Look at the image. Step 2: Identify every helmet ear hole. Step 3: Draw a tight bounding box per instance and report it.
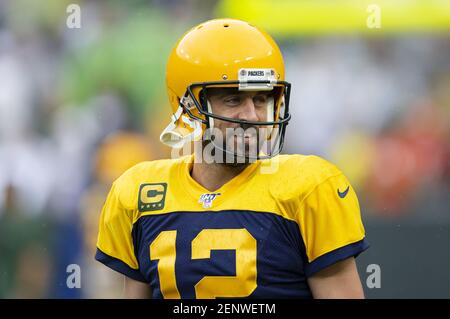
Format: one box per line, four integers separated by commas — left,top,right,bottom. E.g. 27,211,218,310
199,89,208,112
200,89,214,129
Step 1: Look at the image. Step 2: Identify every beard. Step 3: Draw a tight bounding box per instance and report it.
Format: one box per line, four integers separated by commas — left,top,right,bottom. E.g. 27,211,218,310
199,123,278,166
201,126,260,167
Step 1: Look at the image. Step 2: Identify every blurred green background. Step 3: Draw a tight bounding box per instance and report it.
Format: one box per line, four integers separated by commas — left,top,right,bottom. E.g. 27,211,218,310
0,0,449,298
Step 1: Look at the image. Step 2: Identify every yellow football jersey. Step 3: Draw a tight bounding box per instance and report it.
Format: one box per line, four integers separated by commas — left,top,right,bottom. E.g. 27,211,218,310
95,154,368,298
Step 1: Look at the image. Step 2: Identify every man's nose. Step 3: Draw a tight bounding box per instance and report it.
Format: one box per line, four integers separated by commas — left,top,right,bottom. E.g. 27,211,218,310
237,97,259,122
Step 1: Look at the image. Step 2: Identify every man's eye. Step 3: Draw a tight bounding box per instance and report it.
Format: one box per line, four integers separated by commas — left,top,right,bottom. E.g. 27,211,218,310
253,95,268,105
224,96,241,105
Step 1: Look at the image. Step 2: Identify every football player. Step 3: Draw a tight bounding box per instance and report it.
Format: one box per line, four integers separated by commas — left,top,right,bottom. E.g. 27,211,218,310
95,19,369,299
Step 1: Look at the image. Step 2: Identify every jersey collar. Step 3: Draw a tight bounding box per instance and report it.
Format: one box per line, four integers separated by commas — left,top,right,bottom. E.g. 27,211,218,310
177,154,261,209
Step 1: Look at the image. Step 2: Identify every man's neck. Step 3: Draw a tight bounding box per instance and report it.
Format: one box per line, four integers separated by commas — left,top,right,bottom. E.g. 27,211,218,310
191,160,248,192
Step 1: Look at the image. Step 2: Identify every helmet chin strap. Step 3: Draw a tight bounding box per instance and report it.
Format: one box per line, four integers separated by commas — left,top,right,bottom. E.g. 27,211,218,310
160,105,203,149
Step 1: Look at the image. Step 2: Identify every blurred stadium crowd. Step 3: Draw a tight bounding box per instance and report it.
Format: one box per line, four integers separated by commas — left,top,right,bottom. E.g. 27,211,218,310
0,0,449,298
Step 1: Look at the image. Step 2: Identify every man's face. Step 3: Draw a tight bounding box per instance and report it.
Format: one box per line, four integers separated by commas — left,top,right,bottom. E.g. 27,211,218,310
205,87,275,161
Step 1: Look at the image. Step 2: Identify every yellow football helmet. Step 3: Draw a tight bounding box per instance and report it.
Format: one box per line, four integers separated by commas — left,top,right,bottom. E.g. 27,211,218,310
161,18,291,159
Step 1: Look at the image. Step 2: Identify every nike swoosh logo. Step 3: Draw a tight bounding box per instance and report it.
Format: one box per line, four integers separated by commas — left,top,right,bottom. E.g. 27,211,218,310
337,186,350,198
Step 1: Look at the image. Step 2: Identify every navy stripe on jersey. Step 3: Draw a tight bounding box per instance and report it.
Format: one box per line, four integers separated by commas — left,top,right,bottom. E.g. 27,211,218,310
95,248,147,283
304,239,369,277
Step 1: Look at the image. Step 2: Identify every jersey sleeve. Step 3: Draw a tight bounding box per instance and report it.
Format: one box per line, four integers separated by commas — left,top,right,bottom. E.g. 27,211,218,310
297,171,369,277
95,181,146,282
